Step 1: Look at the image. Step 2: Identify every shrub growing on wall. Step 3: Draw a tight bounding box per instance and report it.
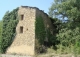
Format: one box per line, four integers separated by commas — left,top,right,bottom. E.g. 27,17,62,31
35,16,46,53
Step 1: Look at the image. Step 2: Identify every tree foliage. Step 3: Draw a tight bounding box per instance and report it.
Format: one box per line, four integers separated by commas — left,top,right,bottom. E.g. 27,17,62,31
1,8,19,53
0,20,3,53
49,0,80,54
49,0,80,21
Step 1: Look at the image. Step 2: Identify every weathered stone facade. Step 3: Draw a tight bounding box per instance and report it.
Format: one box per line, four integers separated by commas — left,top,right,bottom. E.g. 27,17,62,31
6,6,53,56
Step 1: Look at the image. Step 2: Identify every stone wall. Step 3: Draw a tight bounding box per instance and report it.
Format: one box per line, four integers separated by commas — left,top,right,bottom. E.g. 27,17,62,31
6,6,36,56
6,6,54,56
36,8,54,35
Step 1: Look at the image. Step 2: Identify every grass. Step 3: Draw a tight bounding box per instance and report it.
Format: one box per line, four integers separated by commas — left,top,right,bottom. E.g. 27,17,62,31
35,45,80,57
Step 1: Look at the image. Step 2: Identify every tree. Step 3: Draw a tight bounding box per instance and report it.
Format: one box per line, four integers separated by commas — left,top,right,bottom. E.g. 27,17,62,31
49,0,80,22
49,0,80,54
0,20,3,53
2,8,19,53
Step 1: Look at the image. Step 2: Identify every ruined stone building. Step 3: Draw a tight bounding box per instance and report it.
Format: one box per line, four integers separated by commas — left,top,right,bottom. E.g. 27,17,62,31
6,6,53,56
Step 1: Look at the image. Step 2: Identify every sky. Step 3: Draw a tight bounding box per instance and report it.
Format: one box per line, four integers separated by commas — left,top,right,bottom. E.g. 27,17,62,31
0,0,54,20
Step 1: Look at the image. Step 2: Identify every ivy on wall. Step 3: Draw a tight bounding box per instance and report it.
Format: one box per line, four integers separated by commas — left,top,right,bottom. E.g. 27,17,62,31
35,16,46,44
35,15,57,53
35,16,46,53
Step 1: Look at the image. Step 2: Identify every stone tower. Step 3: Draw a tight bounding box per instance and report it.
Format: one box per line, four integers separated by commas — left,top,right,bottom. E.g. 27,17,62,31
6,6,53,56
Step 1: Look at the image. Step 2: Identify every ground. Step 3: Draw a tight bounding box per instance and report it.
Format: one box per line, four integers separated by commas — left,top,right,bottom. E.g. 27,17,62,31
0,54,80,57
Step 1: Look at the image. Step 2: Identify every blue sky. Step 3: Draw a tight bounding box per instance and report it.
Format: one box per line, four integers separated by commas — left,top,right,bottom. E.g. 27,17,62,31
0,0,53,20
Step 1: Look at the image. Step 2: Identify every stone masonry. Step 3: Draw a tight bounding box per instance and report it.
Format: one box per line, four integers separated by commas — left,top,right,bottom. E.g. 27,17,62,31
6,6,53,56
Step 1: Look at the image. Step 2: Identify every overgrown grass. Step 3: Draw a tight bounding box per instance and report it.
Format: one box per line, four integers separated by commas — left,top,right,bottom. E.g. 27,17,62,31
36,45,80,57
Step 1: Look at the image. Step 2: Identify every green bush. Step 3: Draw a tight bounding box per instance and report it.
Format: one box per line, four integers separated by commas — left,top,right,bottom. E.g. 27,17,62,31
1,8,19,53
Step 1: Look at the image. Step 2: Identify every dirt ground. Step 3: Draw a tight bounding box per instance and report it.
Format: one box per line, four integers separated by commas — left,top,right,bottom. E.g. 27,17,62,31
0,54,32,57
0,54,80,57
